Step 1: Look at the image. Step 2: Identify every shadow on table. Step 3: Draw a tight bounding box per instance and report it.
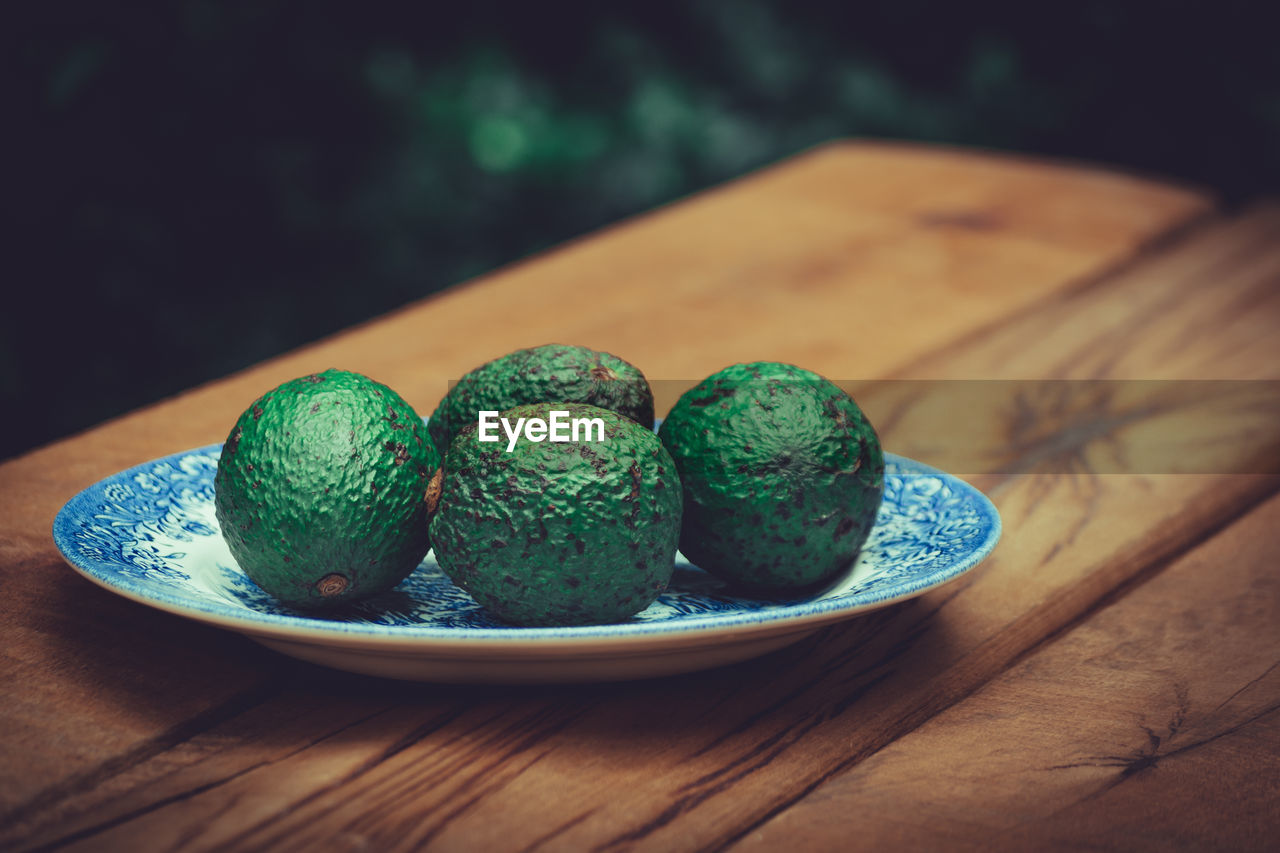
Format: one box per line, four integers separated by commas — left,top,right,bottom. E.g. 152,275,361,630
260,593,961,753
15,570,959,849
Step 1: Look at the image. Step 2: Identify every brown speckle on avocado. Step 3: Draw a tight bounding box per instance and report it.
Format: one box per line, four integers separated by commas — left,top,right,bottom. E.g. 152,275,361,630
303,374,326,383
690,386,735,407
424,468,443,516
590,365,617,381
252,405,263,421
316,573,348,597
225,426,242,455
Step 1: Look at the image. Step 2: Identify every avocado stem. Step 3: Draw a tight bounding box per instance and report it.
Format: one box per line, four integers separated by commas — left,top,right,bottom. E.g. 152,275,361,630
316,573,349,597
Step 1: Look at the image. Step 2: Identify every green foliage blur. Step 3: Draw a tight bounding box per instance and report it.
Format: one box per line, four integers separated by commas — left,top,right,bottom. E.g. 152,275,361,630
8,0,1280,458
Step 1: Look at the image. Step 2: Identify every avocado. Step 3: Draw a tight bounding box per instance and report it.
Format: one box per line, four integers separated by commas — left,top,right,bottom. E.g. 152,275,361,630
428,402,682,626
658,362,883,591
214,369,440,609
429,344,654,456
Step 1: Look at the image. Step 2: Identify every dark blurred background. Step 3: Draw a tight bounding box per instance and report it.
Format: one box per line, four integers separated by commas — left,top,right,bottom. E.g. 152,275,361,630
8,0,1279,459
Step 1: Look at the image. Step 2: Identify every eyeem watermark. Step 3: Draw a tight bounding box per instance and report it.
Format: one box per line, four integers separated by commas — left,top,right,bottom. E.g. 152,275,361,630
478,410,607,452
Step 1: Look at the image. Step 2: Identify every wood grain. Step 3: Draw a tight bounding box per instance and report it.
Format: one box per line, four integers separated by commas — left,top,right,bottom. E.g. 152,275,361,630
0,142,1208,842
9,205,1278,852
119,206,1272,853
732,494,1280,853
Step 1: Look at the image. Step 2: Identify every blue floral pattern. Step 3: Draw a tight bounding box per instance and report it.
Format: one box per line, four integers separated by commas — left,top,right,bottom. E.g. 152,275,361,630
53,445,1000,640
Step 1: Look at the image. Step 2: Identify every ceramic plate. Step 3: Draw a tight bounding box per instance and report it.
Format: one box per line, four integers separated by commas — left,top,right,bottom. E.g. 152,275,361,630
53,445,1000,683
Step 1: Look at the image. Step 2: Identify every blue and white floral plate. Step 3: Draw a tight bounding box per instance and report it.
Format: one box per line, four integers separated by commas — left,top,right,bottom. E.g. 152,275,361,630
53,446,1000,683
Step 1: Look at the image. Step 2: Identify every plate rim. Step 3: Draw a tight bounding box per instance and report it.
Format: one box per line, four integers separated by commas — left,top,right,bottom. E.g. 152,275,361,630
52,444,1001,650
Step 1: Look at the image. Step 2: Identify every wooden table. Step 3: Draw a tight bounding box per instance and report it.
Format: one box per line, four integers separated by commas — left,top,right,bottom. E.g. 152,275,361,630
2,142,1278,851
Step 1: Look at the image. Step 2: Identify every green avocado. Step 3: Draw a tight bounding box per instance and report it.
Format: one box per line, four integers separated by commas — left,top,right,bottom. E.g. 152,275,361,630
428,344,654,456
658,362,884,591
428,402,682,626
214,369,440,609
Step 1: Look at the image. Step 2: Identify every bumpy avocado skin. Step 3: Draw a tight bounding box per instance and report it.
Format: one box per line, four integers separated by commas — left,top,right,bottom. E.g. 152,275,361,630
658,362,884,591
429,344,655,456
429,402,681,626
214,369,440,609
